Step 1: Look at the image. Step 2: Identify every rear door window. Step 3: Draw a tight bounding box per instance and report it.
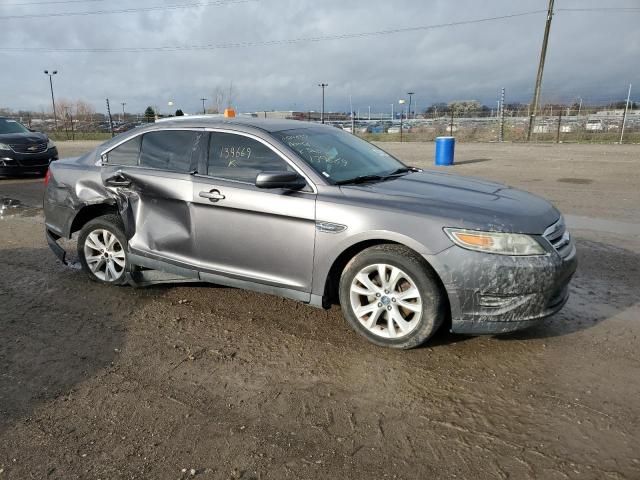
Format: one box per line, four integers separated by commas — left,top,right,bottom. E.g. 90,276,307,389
139,130,201,173
105,136,141,166
206,132,292,183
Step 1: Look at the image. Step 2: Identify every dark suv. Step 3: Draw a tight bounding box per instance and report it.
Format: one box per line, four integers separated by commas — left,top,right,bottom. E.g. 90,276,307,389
0,117,58,176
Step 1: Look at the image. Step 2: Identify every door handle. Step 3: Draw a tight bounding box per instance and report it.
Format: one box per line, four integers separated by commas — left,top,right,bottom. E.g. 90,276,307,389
199,189,226,202
105,173,131,187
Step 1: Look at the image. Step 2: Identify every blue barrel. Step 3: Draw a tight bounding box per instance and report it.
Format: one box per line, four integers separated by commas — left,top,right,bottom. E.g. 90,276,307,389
434,136,455,166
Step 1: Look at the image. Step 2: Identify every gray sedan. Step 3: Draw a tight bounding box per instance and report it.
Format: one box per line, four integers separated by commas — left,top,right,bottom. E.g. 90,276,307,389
44,117,576,349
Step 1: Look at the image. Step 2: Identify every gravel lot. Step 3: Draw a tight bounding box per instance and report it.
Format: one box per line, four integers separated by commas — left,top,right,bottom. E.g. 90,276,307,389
1,141,639,479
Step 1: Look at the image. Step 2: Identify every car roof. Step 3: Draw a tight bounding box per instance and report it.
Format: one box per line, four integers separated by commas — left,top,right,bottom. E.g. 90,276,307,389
97,116,335,155
154,116,323,133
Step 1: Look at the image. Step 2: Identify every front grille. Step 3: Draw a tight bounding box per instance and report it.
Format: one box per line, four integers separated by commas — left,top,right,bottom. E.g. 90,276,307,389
544,217,573,258
17,158,50,167
10,142,48,154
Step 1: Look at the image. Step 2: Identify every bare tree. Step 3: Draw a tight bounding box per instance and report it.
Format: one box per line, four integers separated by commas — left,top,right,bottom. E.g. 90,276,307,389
448,100,481,116
74,100,95,123
209,82,237,113
54,98,73,123
227,81,235,108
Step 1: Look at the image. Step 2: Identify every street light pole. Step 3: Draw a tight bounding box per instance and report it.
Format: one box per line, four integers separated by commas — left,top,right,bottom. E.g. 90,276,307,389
200,97,207,115
44,70,58,130
121,102,126,123
318,83,328,123
407,92,414,120
398,99,406,143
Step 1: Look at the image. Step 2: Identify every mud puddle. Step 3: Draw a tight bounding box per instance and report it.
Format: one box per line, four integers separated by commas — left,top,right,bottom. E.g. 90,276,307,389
0,197,40,218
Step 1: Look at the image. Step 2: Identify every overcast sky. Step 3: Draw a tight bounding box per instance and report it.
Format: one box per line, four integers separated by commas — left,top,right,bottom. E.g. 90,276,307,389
0,0,638,115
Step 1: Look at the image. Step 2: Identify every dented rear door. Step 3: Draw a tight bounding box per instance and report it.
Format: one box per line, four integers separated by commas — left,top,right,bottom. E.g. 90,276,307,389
100,129,206,268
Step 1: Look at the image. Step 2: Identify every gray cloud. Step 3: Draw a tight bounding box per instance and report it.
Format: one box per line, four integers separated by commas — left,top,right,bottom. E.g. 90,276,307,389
0,0,638,115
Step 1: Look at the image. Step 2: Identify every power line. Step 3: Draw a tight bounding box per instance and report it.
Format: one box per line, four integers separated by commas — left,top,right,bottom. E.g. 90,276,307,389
557,7,640,12
0,0,257,20
0,10,549,52
2,0,102,6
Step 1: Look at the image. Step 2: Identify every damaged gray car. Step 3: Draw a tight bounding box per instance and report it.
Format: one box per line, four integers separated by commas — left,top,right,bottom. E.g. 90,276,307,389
44,117,577,349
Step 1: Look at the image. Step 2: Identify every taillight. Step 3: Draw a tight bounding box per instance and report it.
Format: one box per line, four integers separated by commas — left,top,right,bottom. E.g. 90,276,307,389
44,168,51,186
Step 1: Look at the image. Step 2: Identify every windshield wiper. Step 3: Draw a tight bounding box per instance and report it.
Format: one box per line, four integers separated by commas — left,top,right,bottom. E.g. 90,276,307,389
335,167,414,186
385,167,412,177
335,174,386,185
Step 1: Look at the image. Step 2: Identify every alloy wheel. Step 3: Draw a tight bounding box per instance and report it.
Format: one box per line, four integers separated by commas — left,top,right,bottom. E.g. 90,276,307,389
83,228,126,282
349,263,423,339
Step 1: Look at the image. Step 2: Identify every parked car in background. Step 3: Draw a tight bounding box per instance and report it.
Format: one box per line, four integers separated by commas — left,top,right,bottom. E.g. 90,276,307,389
585,119,605,131
0,117,58,176
113,122,140,134
44,118,576,349
387,124,412,134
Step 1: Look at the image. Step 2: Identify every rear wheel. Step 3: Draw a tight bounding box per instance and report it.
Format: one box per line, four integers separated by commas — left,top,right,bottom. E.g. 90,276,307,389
339,244,446,349
77,214,129,285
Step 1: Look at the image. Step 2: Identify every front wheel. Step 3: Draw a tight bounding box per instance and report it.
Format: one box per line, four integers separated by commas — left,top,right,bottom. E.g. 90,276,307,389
77,214,129,285
339,245,446,349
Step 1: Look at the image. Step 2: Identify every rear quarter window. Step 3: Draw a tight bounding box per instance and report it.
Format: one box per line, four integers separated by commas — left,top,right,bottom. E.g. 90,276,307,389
104,136,141,166
139,130,201,173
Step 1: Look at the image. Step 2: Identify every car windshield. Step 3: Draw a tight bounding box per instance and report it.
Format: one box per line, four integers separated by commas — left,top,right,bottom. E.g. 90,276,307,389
273,127,407,184
0,118,30,135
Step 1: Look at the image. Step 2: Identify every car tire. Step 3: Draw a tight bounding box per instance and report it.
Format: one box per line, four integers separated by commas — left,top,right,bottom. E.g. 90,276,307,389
77,214,129,285
339,244,446,349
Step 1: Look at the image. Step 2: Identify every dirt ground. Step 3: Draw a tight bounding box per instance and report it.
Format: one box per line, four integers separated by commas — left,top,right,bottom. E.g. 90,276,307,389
1,141,639,479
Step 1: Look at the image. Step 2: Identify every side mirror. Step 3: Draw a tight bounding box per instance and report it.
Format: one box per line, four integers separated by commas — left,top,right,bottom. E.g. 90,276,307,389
255,171,306,190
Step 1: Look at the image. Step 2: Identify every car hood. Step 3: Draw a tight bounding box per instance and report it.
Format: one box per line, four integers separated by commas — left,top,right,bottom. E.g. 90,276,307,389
339,170,560,234
0,132,48,145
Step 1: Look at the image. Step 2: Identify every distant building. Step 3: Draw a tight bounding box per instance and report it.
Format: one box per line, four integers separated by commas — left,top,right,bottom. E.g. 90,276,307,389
250,111,349,121
592,109,625,119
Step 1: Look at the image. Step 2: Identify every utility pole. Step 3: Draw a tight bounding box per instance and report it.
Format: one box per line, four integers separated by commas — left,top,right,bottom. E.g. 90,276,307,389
576,97,583,119
499,87,505,142
450,108,454,135
318,83,328,123
526,0,555,141
68,108,75,141
121,102,126,123
200,97,207,114
407,92,415,120
619,83,632,144
44,70,58,130
105,98,114,138
556,109,562,143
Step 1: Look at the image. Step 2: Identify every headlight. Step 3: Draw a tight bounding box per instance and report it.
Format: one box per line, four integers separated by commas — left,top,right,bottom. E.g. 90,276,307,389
0,142,10,151
47,138,55,149
444,228,546,256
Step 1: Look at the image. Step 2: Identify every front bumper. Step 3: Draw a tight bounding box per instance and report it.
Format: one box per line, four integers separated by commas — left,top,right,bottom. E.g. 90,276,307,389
0,147,58,175
429,240,577,335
